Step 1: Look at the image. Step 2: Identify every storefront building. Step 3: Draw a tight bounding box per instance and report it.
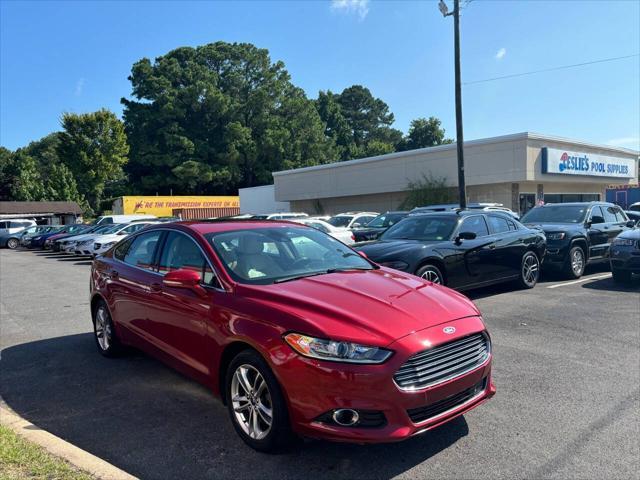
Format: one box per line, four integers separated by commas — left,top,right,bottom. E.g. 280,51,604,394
273,132,639,216
112,195,239,217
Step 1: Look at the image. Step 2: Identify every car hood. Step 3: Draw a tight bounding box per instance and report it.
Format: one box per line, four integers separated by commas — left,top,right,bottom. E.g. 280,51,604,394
617,228,640,240
356,239,438,259
237,268,479,346
94,234,123,243
523,222,583,232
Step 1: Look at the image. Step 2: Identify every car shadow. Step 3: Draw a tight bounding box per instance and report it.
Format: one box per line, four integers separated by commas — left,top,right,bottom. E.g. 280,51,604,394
1,334,469,480
581,275,640,292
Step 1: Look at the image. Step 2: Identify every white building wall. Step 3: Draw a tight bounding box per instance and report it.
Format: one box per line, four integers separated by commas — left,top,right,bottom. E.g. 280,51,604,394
239,185,290,215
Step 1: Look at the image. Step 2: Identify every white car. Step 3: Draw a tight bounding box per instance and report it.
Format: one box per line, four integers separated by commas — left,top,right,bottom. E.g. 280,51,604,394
94,214,156,225
327,212,379,230
62,224,127,254
293,218,355,245
91,221,157,256
251,212,309,220
0,219,36,235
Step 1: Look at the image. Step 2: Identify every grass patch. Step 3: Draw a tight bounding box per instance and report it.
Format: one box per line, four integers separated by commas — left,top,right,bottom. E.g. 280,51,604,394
0,424,93,480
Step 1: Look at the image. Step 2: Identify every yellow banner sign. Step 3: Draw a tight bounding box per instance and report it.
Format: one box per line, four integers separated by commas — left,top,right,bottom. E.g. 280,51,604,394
119,196,239,216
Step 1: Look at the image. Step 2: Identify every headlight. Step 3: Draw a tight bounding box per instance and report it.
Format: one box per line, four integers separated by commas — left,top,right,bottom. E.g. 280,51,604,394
284,333,393,364
101,241,117,249
33,236,41,241
546,232,566,240
379,260,409,270
613,238,636,247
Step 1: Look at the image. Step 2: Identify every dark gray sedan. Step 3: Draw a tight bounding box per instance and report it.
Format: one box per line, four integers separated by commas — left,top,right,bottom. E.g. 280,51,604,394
610,228,640,283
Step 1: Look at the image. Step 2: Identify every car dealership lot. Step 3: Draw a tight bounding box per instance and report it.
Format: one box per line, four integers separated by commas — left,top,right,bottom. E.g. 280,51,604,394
1,249,638,479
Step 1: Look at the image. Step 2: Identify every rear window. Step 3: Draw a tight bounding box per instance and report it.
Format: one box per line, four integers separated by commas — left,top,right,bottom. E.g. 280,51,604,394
327,216,353,228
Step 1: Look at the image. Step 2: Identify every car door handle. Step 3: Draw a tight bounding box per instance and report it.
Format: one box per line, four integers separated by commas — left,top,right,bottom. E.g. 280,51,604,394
107,270,119,280
150,283,163,293
488,244,496,250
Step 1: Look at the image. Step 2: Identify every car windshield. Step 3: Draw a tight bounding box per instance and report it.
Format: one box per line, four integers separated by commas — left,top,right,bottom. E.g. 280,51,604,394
327,216,353,227
366,213,405,228
207,226,373,285
381,215,458,242
521,205,588,224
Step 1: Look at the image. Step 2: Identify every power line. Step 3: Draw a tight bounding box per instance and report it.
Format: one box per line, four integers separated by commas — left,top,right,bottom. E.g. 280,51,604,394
464,53,640,86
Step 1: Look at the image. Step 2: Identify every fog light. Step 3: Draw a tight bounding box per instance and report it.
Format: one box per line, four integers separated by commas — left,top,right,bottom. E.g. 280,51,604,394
332,409,360,426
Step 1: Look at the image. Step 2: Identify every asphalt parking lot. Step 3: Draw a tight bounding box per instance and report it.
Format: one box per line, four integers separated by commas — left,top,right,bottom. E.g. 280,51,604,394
1,248,639,480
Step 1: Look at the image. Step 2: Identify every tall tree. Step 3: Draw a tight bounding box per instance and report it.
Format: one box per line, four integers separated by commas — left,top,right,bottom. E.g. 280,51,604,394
122,42,335,194
57,109,129,211
398,117,453,151
315,85,403,160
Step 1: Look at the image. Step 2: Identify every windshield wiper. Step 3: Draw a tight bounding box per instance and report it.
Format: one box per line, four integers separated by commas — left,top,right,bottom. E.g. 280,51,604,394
326,267,374,273
274,266,375,283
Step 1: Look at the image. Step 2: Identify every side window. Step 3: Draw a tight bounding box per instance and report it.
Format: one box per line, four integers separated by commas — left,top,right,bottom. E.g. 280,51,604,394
158,232,219,287
487,215,510,234
0,221,7,229
358,216,375,226
459,216,489,237
589,206,604,222
309,222,329,233
123,231,162,271
602,207,618,223
612,207,627,222
507,220,518,231
122,223,145,235
113,237,134,261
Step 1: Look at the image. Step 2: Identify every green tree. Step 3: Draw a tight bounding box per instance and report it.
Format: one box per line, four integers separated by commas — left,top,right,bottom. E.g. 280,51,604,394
398,117,453,151
122,42,335,194
399,173,457,210
315,85,403,160
57,109,129,210
0,147,15,200
7,151,47,201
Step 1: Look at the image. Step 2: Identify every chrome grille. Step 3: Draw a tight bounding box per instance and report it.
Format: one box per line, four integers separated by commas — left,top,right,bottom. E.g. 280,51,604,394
394,333,490,391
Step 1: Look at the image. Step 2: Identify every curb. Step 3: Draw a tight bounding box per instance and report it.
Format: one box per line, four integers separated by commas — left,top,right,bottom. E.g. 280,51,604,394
0,399,137,480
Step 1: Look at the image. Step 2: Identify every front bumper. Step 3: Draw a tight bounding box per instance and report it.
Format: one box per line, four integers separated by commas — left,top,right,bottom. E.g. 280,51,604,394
274,316,494,443
610,246,640,273
543,241,571,266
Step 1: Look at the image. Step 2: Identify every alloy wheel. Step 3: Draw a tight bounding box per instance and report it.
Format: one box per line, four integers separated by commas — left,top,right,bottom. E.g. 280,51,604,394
522,254,539,286
231,364,273,440
95,307,111,351
420,268,442,284
7,238,18,249
571,249,584,276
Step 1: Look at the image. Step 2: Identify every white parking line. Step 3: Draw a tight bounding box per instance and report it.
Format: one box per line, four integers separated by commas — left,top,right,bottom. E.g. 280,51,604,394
546,273,612,289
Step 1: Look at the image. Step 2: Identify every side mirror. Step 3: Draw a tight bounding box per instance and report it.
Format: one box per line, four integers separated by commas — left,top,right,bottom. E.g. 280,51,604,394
455,231,477,244
626,220,636,228
590,215,605,225
163,269,206,296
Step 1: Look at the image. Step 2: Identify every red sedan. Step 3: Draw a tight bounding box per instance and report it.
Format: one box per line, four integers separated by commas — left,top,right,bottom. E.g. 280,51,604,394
90,221,495,452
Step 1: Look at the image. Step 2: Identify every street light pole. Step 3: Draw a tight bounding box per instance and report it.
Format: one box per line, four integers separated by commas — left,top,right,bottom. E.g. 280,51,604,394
439,0,467,209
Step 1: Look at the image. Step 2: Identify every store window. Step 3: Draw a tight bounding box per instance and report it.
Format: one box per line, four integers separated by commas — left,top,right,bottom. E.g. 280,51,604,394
519,193,536,216
543,193,600,204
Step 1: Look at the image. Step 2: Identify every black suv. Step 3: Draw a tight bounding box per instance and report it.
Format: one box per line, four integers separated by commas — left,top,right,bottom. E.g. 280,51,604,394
352,211,409,242
521,202,634,279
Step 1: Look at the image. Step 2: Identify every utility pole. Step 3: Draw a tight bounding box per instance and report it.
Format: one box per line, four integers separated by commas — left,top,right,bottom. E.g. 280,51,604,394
439,0,467,208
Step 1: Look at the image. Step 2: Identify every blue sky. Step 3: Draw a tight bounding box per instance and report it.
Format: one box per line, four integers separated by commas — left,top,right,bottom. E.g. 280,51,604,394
1,0,639,151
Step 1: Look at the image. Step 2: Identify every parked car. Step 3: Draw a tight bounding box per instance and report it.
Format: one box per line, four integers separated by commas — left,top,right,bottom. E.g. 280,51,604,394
292,218,355,245
628,202,640,212
91,221,495,451
25,226,65,248
520,202,634,279
352,211,409,242
92,221,158,256
73,224,133,255
44,224,93,249
0,225,49,249
411,203,520,220
327,212,379,230
250,213,309,220
60,224,124,253
19,225,58,247
610,229,640,283
54,225,106,252
94,214,156,225
356,211,546,290
0,219,36,235
624,210,640,226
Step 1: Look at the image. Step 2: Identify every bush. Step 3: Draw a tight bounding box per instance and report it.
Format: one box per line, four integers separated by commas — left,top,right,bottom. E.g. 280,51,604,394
399,173,456,210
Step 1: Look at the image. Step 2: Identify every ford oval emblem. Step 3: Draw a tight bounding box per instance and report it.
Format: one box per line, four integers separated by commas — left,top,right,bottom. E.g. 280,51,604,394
443,326,456,334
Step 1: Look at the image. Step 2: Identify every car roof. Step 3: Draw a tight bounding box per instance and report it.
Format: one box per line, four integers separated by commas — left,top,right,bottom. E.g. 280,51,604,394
536,202,614,207
154,219,310,235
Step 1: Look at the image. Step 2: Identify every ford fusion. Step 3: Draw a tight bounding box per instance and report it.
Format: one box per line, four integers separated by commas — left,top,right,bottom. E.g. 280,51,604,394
91,221,494,452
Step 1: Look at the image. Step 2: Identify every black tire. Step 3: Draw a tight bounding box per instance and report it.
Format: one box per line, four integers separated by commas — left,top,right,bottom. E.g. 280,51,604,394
92,300,123,357
563,245,586,279
226,349,294,453
6,238,19,249
518,251,540,289
415,264,445,285
612,268,632,284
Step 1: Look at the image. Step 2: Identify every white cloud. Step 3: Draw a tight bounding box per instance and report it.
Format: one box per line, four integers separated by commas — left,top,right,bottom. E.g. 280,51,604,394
330,0,369,21
607,136,640,149
495,48,506,60
75,78,85,96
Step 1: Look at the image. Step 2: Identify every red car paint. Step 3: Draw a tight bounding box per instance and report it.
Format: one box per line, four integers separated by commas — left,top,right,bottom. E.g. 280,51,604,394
90,221,494,443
